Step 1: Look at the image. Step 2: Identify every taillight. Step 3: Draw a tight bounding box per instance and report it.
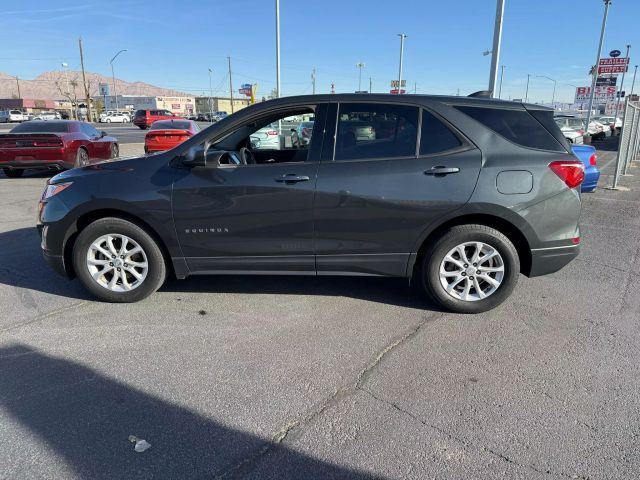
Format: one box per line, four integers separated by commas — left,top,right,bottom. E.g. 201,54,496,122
549,160,585,189
267,130,278,136
589,154,597,166
572,236,581,245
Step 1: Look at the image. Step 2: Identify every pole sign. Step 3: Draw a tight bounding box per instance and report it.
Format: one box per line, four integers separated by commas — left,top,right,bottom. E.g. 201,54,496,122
610,49,621,57
390,80,406,88
575,86,618,102
98,83,109,96
238,83,252,96
596,76,617,87
598,57,630,75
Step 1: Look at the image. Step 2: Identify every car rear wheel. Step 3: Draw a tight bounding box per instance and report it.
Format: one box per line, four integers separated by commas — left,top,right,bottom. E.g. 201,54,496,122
110,143,119,159
106,119,111,123
72,217,167,302
138,126,147,130
75,148,89,167
3,168,24,178
421,224,520,314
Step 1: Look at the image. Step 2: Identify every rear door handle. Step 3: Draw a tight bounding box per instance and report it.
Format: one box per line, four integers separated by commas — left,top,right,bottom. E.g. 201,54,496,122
275,174,310,183
424,166,460,175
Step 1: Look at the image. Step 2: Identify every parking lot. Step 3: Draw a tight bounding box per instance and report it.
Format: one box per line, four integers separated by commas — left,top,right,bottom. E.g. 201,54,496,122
0,138,637,479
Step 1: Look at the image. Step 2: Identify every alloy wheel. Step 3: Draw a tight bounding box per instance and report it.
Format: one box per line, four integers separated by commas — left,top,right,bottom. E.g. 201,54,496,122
86,234,149,292
438,241,505,302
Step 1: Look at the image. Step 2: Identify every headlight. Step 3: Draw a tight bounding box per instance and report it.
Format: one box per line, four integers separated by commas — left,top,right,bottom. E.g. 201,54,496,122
41,182,73,201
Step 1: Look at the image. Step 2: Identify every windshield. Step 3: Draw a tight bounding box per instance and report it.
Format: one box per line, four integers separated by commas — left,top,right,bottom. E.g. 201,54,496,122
10,122,69,133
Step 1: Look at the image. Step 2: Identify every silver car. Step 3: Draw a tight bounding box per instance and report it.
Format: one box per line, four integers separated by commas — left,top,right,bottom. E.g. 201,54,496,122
250,123,281,150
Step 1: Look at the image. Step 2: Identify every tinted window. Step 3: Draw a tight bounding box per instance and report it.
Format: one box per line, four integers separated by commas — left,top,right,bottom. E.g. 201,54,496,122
530,110,571,151
420,110,462,155
151,120,191,130
80,123,99,137
11,122,69,133
335,103,419,161
455,105,564,152
135,110,146,117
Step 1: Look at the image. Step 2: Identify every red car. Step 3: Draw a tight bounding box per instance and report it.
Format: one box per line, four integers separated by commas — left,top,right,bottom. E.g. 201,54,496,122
0,120,118,178
144,119,200,154
133,109,182,130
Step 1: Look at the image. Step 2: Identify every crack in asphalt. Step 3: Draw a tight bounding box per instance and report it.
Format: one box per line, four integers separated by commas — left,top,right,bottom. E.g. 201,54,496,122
213,311,443,479
0,301,88,334
360,388,589,480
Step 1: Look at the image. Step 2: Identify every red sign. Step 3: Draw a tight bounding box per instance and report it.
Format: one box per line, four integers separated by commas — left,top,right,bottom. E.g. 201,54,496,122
599,57,630,66
598,65,628,74
390,89,406,95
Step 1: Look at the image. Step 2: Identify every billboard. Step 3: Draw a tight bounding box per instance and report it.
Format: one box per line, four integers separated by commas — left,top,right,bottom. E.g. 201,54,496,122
598,57,630,75
596,76,617,87
98,83,110,96
390,80,407,88
575,86,618,102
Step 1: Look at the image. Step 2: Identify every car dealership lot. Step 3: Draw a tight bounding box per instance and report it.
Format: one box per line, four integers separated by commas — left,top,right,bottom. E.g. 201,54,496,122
1,143,639,479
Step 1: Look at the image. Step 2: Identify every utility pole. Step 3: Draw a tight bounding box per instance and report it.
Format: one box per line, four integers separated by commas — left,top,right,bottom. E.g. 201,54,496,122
584,0,611,135
208,68,214,121
311,67,316,94
498,65,505,99
78,37,92,122
369,77,372,93
275,0,281,98
488,0,505,97
414,82,417,94
110,49,127,112
613,44,631,123
62,63,73,119
14,76,21,99
536,75,557,106
227,56,234,113
525,73,531,102
356,62,365,91
631,65,638,95
397,33,407,94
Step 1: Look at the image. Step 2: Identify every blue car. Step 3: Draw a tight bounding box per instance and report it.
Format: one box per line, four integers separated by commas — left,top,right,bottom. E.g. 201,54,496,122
571,144,600,192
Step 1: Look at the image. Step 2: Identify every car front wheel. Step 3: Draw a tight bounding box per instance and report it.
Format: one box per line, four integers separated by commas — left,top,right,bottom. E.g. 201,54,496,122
421,225,520,314
72,217,167,302
3,168,24,178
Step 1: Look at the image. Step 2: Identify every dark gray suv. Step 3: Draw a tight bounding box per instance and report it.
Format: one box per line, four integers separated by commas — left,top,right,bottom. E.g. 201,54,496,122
37,94,583,313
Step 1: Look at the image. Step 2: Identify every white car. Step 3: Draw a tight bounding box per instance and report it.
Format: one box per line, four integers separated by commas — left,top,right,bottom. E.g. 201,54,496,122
596,116,622,135
554,117,585,144
33,111,61,121
250,123,281,150
0,110,25,122
102,112,130,123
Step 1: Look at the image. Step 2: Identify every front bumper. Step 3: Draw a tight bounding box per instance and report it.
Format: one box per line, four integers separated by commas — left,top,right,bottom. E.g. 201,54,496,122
528,244,580,277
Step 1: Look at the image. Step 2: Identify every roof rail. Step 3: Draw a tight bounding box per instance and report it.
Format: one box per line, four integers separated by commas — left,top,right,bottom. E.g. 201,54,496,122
468,90,492,98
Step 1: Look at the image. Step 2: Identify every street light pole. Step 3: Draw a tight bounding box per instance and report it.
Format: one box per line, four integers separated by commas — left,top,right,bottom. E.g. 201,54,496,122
356,62,365,91
208,68,213,121
525,74,531,102
612,44,631,123
397,34,407,94
584,0,611,135
61,62,73,119
631,65,638,95
109,49,127,112
275,0,281,98
536,75,557,105
311,67,316,95
498,65,506,99
488,0,505,97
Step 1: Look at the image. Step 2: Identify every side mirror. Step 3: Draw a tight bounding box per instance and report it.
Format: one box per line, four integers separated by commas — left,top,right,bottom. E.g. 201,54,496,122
183,146,207,167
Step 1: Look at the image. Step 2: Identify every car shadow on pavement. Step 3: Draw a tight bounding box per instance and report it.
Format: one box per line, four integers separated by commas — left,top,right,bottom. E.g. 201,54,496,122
0,227,90,301
161,275,441,311
0,343,380,480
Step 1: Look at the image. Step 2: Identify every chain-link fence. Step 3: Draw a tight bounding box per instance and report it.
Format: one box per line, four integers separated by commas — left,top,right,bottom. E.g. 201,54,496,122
612,99,640,189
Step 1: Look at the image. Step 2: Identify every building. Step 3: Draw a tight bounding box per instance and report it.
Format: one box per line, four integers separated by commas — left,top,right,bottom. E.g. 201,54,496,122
95,95,196,116
194,96,250,115
0,98,56,112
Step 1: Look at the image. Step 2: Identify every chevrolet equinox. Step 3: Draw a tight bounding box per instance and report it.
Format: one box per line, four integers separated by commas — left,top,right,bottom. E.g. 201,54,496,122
37,94,583,313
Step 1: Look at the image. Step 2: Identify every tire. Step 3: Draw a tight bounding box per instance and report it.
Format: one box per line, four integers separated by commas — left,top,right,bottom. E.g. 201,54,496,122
3,168,24,178
110,143,119,159
138,126,147,130
420,224,520,314
72,217,167,303
75,148,89,167
106,119,111,123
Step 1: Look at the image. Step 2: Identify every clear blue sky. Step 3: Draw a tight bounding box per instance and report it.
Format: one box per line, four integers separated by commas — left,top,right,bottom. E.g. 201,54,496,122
2,0,639,102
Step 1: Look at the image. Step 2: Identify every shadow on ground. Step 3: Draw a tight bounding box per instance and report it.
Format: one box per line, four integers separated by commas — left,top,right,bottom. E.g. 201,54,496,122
0,227,439,311
0,344,381,479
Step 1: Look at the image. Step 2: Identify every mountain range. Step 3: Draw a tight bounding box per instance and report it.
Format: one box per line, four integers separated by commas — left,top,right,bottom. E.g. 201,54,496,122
0,71,190,100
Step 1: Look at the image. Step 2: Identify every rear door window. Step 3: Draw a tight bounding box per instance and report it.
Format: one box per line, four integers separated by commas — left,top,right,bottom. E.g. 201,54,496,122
334,103,419,161
420,110,463,155
454,105,565,152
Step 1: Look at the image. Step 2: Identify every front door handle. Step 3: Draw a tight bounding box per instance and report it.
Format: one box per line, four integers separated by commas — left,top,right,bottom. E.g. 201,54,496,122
275,174,310,184
424,166,460,175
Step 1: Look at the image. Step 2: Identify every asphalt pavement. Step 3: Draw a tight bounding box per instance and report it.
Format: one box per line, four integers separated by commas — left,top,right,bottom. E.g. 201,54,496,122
0,138,639,479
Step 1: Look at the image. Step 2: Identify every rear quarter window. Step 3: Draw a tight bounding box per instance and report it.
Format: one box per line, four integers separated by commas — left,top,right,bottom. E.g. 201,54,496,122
454,105,565,152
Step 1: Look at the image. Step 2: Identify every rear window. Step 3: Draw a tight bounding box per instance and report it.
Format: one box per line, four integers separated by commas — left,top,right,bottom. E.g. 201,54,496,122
11,122,69,133
530,110,571,151
151,120,191,130
135,110,146,117
454,105,565,152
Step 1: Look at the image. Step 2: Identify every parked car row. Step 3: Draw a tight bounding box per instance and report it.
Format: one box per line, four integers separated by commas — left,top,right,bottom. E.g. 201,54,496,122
0,110,64,122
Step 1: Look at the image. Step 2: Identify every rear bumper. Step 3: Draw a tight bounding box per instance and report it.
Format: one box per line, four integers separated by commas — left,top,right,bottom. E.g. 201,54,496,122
582,167,600,192
0,160,71,171
528,244,580,277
